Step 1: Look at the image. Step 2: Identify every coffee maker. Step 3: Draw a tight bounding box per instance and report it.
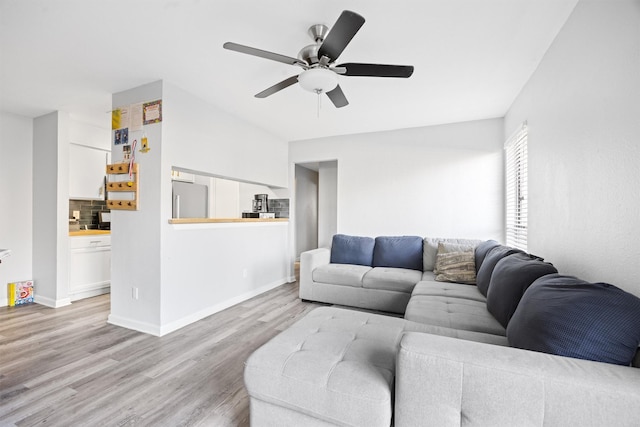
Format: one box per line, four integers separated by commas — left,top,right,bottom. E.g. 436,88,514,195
252,194,269,213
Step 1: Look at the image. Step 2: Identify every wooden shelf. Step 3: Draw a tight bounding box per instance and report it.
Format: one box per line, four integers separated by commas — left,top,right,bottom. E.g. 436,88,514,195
106,163,139,210
107,180,138,192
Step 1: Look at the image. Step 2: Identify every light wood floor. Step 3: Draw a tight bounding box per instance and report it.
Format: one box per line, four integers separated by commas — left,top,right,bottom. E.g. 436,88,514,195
0,279,323,426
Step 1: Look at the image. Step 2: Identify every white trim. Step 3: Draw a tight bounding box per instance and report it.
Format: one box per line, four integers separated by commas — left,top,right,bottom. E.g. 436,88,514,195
69,286,110,302
158,279,286,336
34,295,72,308
108,279,289,337
107,314,161,336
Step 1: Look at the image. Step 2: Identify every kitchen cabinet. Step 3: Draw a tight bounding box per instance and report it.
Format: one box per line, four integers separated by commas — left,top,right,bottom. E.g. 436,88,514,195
171,170,195,182
69,143,110,200
68,234,111,301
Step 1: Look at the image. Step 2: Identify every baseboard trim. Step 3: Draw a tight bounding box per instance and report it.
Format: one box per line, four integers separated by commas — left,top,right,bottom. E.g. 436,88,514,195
34,295,72,308
70,286,110,302
107,314,161,336
158,279,287,337
107,279,289,337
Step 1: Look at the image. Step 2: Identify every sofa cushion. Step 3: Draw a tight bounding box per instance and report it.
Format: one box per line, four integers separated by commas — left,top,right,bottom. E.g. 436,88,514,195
507,274,640,366
486,253,558,328
421,270,436,281
245,307,508,427
313,263,371,287
405,295,506,336
412,280,486,303
434,245,476,284
330,234,375,266
363,267,423,293
476,245,524,296
423,237,482,271
474,239,501,273
373,236,423,271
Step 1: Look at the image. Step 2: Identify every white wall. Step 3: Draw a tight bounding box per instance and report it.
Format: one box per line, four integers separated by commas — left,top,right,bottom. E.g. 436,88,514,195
0,113,33,306
161,82,291,331
505,0,640,296
290,118,505,242
162,83,287,188
32,111,71,307
162,221,290,334
109,80,291,335
109,81,164,333
69,119,111,150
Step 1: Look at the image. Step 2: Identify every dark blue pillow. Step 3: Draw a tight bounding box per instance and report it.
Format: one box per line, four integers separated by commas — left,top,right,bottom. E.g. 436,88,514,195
474,240,500,273
372,236,423,271
330,234,375,266
486,253,558,328
507,274,640,366
476,245,524,296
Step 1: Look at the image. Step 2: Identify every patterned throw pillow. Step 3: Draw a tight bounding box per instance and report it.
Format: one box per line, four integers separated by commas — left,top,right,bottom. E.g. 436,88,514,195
434,249,477,284
434,242,475,274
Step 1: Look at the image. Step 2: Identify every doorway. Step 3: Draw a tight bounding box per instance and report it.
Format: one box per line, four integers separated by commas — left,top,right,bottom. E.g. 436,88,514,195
294,161,337,260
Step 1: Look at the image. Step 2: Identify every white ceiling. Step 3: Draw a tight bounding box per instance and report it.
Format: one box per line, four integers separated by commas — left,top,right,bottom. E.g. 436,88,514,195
0,0,578,141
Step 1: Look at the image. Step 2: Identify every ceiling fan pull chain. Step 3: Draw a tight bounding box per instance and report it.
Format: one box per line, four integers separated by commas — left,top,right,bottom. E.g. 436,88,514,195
316,89,321,118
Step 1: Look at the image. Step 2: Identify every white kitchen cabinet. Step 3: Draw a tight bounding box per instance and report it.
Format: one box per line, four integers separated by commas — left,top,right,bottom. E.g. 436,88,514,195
69,143,110,200
171,170,195,182
69,234,111,301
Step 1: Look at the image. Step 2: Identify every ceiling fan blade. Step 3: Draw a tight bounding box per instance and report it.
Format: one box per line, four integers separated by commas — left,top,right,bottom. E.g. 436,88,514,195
338,63,414,78
224,42,307,67
255,75,299,98
318,10,365,62
326,85,349,108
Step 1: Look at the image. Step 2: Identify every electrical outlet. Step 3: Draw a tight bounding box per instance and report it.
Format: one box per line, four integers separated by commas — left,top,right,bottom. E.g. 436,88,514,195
132,287,139,300
242,268,248,278
72,210,80,220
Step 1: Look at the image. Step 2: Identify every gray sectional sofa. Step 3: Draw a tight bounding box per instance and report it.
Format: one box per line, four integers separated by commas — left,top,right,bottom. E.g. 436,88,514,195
299,235,482,314
244,235,640,426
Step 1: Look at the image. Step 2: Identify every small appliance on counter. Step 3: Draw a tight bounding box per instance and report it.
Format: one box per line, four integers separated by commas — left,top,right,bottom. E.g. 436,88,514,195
98,211,111,230
252,194,269,213
242,212,276,219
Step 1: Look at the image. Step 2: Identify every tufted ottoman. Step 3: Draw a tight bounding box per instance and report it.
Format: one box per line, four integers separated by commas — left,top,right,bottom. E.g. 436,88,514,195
244,307,413,426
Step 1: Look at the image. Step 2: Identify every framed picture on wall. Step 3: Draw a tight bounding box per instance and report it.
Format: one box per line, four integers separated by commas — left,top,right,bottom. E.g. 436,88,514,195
143,99,162,125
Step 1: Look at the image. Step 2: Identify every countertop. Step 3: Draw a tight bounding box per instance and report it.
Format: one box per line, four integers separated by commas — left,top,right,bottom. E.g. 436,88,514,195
168,218,288,224
69,230,111,236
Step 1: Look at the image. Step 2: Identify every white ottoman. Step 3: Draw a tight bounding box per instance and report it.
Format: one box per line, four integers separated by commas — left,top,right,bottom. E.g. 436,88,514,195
244,307,409,426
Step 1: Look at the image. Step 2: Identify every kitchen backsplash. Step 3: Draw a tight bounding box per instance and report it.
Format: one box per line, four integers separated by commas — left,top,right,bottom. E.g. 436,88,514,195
268,198,289,218
69,199,109,230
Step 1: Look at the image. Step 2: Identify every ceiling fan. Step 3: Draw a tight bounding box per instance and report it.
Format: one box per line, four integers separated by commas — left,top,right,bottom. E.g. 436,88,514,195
223,10,414,108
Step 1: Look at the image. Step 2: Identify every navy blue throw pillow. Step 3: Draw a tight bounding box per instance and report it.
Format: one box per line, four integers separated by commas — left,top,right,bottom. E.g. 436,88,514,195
475,245,524,296
330,234,375,266
507,274,640,366
486,253,558,328
474,240,500,273
372,236,423,271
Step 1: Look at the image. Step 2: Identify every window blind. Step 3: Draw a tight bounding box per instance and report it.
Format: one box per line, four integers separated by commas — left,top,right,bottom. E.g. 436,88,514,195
505,123,528,251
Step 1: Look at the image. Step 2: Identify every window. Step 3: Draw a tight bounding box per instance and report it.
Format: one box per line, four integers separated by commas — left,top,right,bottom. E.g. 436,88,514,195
505,123,528,251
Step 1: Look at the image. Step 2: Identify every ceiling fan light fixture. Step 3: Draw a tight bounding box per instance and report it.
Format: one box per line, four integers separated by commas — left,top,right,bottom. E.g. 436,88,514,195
298,68,338,94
